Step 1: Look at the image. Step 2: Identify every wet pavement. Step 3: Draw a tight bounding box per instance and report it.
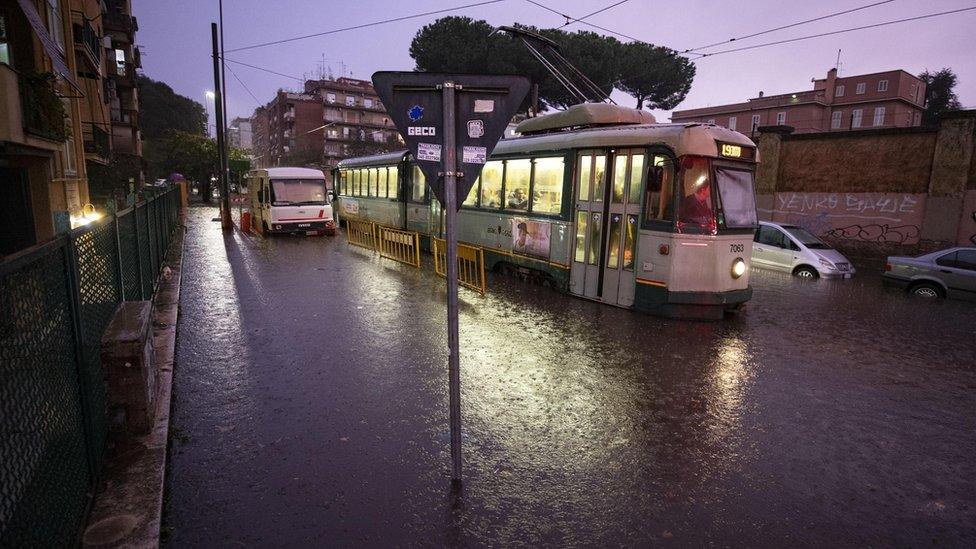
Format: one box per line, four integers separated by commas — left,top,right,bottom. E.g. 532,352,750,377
165,205,976,547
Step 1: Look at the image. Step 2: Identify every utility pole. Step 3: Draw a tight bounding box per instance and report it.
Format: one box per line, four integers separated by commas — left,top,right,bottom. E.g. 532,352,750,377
219,0,230,207
441,80,462,484
211,23,231,229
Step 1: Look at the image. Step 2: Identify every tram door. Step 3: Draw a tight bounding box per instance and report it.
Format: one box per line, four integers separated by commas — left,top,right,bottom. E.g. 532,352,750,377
570,150,645,306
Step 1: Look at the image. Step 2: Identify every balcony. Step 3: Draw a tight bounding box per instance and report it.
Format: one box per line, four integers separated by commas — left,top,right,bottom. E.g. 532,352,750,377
133,47,141,69
103,11,137,35
83,123,111,162
283,110,295,121
110,107,139,126
17,71,68,142
108,62,136,88
72,18,102,72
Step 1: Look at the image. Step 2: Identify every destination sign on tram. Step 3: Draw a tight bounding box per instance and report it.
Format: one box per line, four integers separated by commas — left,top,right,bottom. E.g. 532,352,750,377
716,140,756,161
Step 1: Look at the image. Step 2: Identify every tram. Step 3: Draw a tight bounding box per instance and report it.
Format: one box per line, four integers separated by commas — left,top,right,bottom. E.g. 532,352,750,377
333,103,759,319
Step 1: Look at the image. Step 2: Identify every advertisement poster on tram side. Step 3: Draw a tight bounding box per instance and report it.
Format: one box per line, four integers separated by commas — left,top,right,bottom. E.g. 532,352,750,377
511,218,551,259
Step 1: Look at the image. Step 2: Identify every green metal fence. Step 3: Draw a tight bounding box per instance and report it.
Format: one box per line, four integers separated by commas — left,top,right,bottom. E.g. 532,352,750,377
0,185,182,546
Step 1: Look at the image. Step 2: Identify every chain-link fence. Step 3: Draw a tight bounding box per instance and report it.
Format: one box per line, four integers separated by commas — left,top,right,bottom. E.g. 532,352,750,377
0,185,182,546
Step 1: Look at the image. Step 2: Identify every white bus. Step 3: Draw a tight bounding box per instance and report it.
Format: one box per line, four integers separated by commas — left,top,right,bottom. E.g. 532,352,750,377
248,167,336,236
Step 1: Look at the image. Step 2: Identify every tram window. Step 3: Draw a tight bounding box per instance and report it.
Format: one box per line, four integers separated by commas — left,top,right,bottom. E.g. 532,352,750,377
628,154,645,204
378,168,388,198
411,166,425,202
592,155,607,202
368,168,378,197
388,166,399,200
531,157,563,214
623,214,638,270
351,170,359,196
505,159,531,210
578,155,592,201
574,211,587,263
643,156,674,223
607,214,622,268
678,157,715,230
715,167,757,228
612,157,627,203
587,212,602,266
463,178,479,206
479,161,503,209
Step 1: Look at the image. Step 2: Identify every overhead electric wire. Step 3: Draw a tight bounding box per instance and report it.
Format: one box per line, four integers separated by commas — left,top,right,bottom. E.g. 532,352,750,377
523,0,658,47
221,57,304,82
695,6,976,58
686,0,895,53
225,0,506,53
558,0,630,28
225,62,261,105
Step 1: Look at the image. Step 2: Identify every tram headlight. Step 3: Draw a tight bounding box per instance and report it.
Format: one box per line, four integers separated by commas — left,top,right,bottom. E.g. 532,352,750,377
731,257,746,279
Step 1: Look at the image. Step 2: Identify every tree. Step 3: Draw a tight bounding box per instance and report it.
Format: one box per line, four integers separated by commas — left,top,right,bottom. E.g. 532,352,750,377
919,68,962,126
147,131,244,202
616,41,695,110
409,16,695,111
137,75,207,139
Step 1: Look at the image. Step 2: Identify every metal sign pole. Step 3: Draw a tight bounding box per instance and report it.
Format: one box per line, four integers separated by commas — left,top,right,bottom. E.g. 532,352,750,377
442,81,462,484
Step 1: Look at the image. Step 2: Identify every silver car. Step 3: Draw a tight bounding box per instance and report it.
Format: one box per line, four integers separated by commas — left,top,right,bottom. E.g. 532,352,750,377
883,247,976,300
752,221,856,278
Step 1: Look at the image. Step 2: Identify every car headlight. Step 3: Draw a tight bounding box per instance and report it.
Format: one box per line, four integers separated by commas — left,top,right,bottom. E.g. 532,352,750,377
731,257,746,279
819,258,836,269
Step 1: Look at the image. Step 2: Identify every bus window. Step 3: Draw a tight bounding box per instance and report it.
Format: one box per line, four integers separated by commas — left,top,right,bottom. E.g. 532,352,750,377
677,156,715,232
411,165,425,202
388,166,399,200
505,159,530,210
628,154,645,204
479,161,503,209
592,155,606,202
643,156,674,225
531,157,563,214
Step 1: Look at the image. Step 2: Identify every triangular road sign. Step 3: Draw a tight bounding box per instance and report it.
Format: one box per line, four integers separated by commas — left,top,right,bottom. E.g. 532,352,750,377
372,72,530,209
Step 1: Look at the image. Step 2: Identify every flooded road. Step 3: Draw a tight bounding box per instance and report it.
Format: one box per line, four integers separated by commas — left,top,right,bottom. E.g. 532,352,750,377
165,206,976,546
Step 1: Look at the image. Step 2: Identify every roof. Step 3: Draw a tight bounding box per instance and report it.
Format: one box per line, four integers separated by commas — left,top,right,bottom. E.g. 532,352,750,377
516,103,656,134
251,167,327,178
336,150,410,169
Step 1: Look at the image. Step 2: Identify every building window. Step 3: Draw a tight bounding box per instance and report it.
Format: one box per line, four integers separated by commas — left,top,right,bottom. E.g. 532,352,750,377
831,111,842,129
855,82,866,95
835,84,845,97
873,106,885,126
0,12,11,65
345,96,355,107
776,112,786,125
364,98,373,108
727,116,736,131
62,99,76,175
114,48,126,75
878,79,888,92
46,0,64,52
751,114,760,130
852,108,863,128
326,93,336,103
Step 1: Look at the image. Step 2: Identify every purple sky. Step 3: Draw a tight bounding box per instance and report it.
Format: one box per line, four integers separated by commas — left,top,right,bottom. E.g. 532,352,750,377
133,0,976,130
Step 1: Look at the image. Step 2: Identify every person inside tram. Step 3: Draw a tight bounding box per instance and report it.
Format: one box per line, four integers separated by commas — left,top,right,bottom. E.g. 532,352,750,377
679,180,714,226
508,188,529,210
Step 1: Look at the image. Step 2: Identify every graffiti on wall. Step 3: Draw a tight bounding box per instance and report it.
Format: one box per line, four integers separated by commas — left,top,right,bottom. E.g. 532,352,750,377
770,192,927,245
958,189,976,246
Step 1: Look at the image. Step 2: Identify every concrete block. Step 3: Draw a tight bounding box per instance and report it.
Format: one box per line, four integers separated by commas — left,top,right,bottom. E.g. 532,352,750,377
101,301,157,434
920,196,963,243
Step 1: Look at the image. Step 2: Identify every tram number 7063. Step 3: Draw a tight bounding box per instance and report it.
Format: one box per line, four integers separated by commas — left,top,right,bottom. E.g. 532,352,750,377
729,243,745,253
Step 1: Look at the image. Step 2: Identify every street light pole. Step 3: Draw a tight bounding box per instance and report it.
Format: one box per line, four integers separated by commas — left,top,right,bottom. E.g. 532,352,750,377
442,80,462,485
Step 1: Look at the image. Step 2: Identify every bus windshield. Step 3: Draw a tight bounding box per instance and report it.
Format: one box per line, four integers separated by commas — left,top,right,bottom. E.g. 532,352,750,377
714,167,758,228
271,179,327,205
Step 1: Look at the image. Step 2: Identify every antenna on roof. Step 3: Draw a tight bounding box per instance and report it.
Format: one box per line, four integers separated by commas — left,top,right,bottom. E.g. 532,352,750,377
835,49,843,76
492,25,614,106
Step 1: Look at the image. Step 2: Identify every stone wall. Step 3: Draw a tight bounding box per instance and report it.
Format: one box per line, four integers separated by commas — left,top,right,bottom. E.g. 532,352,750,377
755,110,976,258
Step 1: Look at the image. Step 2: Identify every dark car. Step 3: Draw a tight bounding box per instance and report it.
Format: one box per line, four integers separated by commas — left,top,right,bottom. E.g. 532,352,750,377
883,247,976,301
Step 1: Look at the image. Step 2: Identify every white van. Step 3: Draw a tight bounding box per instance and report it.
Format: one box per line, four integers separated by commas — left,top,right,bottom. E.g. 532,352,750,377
248,167,335,236
752,221,855,278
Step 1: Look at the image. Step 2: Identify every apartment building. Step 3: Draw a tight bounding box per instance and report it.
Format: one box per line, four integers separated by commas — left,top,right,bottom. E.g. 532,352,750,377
671,68,927,135
228,116,252,151
103,0,140,162
250,76,400,169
